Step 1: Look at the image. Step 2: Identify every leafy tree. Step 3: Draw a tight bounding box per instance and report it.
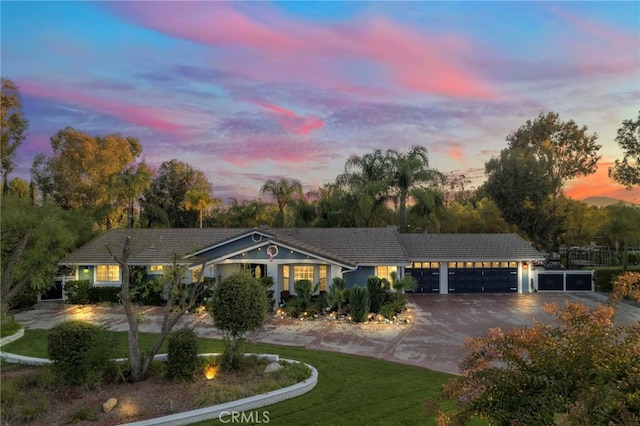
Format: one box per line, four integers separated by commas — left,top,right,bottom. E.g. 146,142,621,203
387,145,444,232
1,195,93,316
141,159,212,228
609,111,640,189
1,78,29,191
505,111,601,200
207,269,269,370
184,188,218,228
105,236,212,382
108,162,153,228
436,279,640,425
30,127,144,228
218,197,271,228
407,187,447,233
7,177,29,199
260,177,303,227
336,149,392,226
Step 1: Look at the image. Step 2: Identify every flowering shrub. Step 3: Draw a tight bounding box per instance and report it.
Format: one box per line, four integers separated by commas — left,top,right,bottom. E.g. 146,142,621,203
434,272,640,425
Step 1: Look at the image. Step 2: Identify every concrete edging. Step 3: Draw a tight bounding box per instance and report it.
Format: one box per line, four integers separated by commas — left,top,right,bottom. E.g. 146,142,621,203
0,328,24,348
0,335,318,426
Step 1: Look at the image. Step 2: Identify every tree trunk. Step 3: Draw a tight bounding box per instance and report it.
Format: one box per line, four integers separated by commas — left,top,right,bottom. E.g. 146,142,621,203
1,232,32,317
399,190,407,233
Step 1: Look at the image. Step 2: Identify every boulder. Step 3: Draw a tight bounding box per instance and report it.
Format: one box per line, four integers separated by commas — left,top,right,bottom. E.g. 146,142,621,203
263,362,283,374
103,398,117,412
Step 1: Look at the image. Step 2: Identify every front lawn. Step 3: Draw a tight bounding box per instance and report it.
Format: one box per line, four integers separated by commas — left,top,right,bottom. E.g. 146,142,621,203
2,329,485,425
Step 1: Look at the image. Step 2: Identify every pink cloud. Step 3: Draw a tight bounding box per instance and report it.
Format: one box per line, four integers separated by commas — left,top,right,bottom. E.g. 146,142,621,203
109,3,496,100
255,102,324,135
448,146,464,162
218,135,328,168
19,81,183,134
549,6,639,77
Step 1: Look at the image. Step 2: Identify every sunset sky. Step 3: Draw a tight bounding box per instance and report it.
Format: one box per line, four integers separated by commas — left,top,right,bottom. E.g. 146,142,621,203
2,1,639,204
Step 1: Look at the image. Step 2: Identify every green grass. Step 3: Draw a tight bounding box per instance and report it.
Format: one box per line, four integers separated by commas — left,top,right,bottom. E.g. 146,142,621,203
3,330,485,425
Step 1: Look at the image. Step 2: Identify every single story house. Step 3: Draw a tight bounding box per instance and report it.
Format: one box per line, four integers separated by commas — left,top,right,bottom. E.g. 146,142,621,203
58,227,547,304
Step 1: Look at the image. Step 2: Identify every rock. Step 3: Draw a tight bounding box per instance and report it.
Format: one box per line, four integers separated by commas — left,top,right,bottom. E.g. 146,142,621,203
375,314,384,322
263,362,283,374
103,398,117,412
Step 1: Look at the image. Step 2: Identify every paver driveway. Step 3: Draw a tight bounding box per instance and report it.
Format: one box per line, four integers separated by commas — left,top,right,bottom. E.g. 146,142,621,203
10,292,639,375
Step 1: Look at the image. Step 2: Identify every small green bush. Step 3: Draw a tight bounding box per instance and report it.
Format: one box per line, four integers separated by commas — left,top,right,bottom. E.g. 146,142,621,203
64,280,90,304
134,277,165,306
8,286,39,310
349,286,370,323
47,320,117,388
366,276,389,314
87,286,120,304
166,327,199,381
0,315,22,337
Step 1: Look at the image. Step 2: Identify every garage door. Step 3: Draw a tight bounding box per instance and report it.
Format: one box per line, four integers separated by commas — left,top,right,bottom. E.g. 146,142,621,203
406,262,440,293
447,261,517,293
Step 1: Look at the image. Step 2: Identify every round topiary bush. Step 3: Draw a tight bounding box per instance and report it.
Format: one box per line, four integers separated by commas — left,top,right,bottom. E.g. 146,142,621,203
166,327,199,381
208,269,268,370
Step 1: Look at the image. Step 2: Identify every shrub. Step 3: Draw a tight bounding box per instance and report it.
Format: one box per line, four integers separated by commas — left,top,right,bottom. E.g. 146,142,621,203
47,320,118,388
8,286,39,310
260,276,276,311
436,298,640,425
327,277,347,315
366,276,389,313
166,327,199,381
349,286,370,323
133,277,165,306
87,286,120,304
208,269,268,370
64,280,90,304
594,266,640,292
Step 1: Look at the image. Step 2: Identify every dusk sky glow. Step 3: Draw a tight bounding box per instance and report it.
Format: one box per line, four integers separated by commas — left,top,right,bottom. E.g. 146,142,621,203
2,1,639,204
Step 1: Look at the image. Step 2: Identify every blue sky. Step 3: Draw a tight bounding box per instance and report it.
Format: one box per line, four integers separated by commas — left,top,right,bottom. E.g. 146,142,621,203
2,1,639,203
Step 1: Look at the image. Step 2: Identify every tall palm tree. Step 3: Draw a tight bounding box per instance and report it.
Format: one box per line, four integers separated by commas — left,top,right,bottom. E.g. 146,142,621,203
336,149,393,226
259,178,303,227
387,146,444,233
184,189,214,228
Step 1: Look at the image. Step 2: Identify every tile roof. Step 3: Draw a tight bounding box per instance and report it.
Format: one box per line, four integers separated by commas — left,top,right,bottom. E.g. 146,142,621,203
399,233,544,261
61,228,543,266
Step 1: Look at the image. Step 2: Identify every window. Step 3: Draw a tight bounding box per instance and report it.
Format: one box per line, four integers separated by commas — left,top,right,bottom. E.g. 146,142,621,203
376,266,397,282
318,265,327,292
149,264,163,274
294,266,314,282
282,265,290,291
96,265,120,282
192,266,203,283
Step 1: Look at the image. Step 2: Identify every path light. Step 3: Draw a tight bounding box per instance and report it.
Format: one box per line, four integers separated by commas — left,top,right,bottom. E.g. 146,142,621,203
204,365,218,380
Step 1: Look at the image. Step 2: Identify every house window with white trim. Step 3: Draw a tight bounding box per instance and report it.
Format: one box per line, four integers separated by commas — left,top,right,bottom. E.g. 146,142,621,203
282,265,290,291
149,265,163,274
294,265,314,282
96,265,120,282
192,266,203,283
375,266,397,283
318,265,327,292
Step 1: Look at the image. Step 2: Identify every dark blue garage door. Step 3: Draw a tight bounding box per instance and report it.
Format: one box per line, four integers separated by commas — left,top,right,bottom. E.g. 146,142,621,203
448,262,517,293
406,262,440,293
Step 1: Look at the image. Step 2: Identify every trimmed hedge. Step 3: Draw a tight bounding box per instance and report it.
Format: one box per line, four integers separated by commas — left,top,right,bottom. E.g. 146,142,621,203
594,266,640,292
47,320,117,387
64,280,90,304
166,328,199,381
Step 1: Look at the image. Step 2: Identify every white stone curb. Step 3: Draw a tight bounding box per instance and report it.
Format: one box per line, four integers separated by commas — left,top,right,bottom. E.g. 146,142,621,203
121,358,318,426
0,334,318,426
0,328,24,347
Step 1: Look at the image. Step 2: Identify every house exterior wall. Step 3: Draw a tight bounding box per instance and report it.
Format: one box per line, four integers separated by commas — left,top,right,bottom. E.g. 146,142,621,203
343,266,375,287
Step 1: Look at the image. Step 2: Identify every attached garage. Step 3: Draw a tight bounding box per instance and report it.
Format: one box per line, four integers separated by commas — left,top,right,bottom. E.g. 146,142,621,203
400,233,544,294
447,262,518,293
406,262,440,293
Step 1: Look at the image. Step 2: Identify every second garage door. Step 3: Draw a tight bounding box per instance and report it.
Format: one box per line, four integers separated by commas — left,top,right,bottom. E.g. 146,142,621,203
447,261,518,293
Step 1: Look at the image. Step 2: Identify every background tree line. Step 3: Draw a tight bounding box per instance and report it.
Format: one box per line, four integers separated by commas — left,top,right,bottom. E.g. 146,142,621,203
2,77,639,311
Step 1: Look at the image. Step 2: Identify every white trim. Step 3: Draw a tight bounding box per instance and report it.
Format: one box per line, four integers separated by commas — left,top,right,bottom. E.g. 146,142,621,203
185,230,274,258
